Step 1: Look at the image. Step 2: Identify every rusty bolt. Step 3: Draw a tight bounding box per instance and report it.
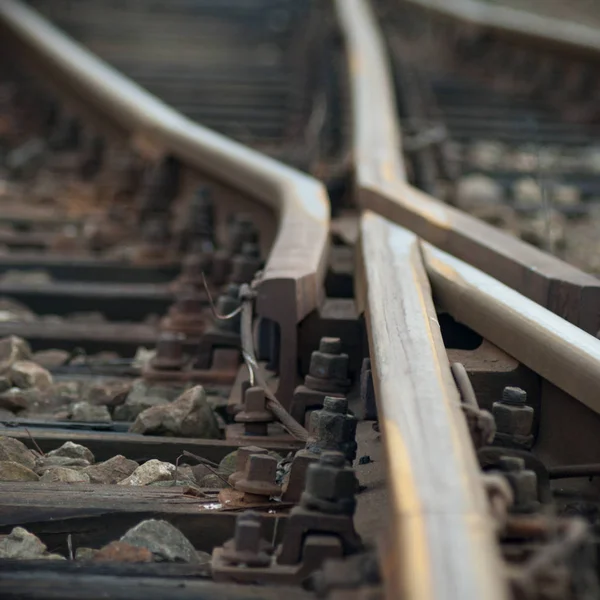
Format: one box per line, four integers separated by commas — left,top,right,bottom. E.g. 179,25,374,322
235,454,281,498
498,456,539,513
301,451,358,515
235,387,274,437
307,396,357,463
306,337,350,392
493,387,534,437
172,291,204,316
228,214,259,254
150,331,186,370
181,252,212,278
220,511,272,567
228,446,269,487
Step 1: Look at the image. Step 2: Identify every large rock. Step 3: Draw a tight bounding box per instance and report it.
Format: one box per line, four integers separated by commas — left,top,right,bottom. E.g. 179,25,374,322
113,380,178,422
455,174,504,211
0,335,32,373
0,377,10,394
0,387,39,413
129,386,220,438
119,519,199,563
50,381,81,404
94,541,153,563
70,401,111,423
118,459,175,486
47,441,95,464
40,466,91,483
83,379,131,408
32,349,70,369
0,300,36,324
9,360,53,390
0,527,46,559
84,455,138,484
0,436,36,470
0,461,39,481
35,455,91,474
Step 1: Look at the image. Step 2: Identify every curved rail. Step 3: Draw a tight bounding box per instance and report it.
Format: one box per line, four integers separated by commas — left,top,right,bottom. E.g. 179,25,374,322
336,0,600,336
0,0,330,404
337,1,507,598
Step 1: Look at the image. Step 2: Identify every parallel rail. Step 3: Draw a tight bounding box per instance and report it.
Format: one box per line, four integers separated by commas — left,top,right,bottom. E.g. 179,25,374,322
0,0,330,405
337,0,600,336
338,0,600,598
337,1,505,598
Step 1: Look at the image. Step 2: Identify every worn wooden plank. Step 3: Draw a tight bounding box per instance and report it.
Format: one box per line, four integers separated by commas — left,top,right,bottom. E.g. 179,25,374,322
357,211,506,600
0,429,302,463
335,0,600,335
0,567,311,600
0,483,285,553
422,241,600,417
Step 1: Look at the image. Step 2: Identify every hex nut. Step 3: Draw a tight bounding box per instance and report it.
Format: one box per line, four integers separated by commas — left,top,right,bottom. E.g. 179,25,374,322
301,451,357,515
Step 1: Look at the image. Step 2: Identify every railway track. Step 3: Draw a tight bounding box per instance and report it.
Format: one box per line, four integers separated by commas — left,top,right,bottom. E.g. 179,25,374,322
0,1,599,600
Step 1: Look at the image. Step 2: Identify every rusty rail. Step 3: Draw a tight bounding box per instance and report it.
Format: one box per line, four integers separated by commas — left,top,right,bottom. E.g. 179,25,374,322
0,0,330,405
336,0,600,336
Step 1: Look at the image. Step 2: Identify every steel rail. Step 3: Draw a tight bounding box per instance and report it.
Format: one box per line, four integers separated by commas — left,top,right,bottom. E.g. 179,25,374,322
397,0,600,57
335,0,600,336
0,0,330,405
422,241,600,418
337,1,507,598
356,212,506,600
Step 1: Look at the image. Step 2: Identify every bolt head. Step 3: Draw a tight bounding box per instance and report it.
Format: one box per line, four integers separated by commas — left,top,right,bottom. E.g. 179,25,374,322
323,397,348,414
244,387,266,412
319,337,342,354
502,387,527,405
244,454,277,483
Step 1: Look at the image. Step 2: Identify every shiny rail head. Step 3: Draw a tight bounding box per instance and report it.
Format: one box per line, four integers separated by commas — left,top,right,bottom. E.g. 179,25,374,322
421,240,600,416
358,211,507,600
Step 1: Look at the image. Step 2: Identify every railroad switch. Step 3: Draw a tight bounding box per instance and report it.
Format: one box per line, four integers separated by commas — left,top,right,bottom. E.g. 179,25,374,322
291,336,351,425
213,452,363,585
492,386,535,450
